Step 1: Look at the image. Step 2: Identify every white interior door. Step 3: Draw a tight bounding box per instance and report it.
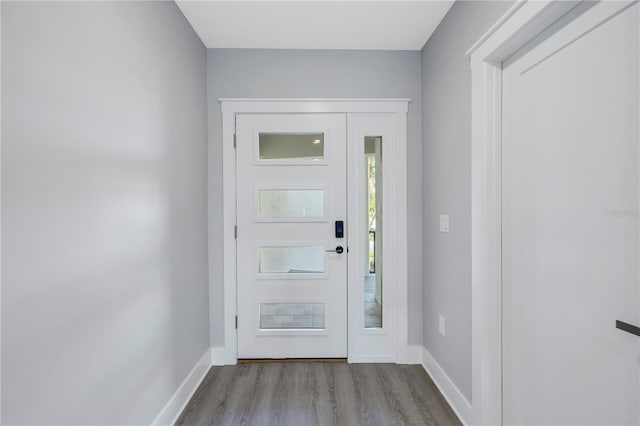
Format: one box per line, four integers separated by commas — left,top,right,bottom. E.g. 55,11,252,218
236,114,347,358
502,2,639,424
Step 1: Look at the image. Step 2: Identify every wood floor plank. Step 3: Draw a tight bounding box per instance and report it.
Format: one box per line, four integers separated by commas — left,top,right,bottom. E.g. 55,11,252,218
332,363,361,426
374,364,419,425
404,366,461,426
310,363,339,426
351,364,393,425
175,363,461,426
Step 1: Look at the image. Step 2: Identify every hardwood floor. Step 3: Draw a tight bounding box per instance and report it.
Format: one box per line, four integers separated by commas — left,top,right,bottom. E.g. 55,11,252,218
175,362,461,426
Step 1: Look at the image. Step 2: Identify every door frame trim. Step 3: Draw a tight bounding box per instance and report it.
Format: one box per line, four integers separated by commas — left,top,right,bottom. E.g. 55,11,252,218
467,1,636,423
218,99,409,365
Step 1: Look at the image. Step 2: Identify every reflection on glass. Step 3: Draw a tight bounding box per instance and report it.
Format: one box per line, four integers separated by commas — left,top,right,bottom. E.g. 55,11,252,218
259,133,324,161
258,189,325,218
258,246,325,274
364,136,382,328
260,303,325,329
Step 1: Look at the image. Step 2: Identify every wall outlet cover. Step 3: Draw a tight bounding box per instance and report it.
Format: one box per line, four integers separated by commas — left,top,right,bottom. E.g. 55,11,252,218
439,214,449,233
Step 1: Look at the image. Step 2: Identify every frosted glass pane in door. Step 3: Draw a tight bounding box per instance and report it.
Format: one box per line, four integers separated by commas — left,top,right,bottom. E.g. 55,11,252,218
260,303,325,329
258,189,325,218
258,246,325,274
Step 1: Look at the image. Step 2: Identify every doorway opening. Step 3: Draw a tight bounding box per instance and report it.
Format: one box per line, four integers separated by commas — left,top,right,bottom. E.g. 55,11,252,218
218,99,410,365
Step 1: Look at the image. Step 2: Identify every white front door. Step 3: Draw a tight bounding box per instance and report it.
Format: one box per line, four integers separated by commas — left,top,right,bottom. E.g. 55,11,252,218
502,2,639,424
236,114,348,358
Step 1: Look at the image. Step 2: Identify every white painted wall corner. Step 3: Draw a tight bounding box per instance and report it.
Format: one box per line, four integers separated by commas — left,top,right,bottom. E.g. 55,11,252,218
421,347,472,425
152,348,211,426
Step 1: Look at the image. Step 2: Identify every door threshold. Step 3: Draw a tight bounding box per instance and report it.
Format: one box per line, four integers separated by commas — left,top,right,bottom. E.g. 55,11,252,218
238,358,347,364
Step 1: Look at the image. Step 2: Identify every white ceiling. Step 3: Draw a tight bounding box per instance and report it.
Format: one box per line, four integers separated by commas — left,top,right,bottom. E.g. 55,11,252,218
175,1,454,51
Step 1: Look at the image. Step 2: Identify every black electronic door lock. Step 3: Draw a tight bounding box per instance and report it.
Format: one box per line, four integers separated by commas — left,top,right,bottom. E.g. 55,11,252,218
335,220,344,238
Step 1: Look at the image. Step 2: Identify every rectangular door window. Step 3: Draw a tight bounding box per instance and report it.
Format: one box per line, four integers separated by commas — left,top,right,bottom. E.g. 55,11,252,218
364,136,383,328
258,246,325,275
258,189,325,219
259,303,325,329
259,133,324,161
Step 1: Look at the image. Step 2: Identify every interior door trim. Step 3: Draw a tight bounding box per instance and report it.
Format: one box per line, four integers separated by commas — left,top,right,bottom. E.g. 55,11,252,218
467,1,637,424
217,99,409,366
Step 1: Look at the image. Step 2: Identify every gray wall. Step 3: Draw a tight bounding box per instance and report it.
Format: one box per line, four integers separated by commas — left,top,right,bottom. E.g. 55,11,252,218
207,49,423,347
1,2,209,424
421,1,514,401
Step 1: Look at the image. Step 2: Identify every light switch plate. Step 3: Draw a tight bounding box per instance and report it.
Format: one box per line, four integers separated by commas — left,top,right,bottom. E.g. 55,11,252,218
439,214,449,233
438,315,446,336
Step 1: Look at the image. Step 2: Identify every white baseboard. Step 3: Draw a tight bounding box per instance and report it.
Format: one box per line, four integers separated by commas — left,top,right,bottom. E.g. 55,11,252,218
152,348,211,425
421,347,472,425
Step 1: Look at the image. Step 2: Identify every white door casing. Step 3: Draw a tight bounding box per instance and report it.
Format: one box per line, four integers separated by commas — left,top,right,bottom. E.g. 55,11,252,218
468,1,640,424
217,99,409,365
502,2,639,423
236,114,348,358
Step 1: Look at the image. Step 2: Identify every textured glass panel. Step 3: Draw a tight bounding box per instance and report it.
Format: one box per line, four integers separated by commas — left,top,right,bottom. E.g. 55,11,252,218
365,137,382,328
260,303,325,329
259,133,324,161
259,189,325,218
259,246,325,274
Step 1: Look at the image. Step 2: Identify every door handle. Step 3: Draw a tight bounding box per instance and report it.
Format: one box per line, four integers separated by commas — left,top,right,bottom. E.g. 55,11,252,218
616,320,640,337
326,246,344,254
